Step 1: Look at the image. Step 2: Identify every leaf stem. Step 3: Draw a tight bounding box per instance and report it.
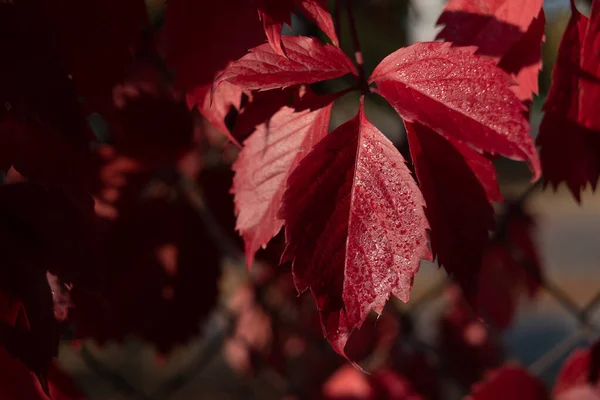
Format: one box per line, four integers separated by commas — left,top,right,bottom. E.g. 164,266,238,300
345,0,368,91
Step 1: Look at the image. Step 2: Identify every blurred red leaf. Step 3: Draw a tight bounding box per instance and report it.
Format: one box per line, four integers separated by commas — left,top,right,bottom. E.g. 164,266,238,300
0,346,52,400
436,0,545,102
0,1,91,137
439,285,503,387
344,312,400,364
468,365,547,400
47,363,88,400
109,82,195,169
497,9,545,102
537,2,600,200
0,1,95,192
0,119,95,195
323,365,423,400
0,183,98,288
579,0,600,132
394,351,440,400
164,0,265,90
0,183,98,388
477,206,543,330
72,174,220,351
42,0,146,110
0,352,86,400
436,0,544,60
554,342,600,399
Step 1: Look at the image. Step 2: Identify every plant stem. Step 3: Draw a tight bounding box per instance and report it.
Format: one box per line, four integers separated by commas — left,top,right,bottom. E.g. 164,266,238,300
543,280,600,333
334,0,342,47
345,0,367,91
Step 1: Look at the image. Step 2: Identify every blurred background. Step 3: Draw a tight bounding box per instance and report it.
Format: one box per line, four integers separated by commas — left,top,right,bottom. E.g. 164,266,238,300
43,0,600,399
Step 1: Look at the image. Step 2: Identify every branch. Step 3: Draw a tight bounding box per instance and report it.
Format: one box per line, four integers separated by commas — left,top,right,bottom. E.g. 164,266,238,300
334,0,342,48
528,330,587,376
80,344,155,400
345,0,367,90
179,175,245,265
152,313,232,398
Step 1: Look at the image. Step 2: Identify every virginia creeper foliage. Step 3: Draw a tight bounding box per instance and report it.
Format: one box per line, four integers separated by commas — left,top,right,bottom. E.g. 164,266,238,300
0,0,599,397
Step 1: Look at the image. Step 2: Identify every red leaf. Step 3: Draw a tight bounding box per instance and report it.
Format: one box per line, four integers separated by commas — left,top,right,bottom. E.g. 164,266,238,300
296,0,339,47
258,0,339,55
436,0,544,61
232,88,299,140
230,86,342,142
164,0,265,89
469,365,547,400
233,103,333,267
537,3,600,200
215,36,357,92
370,42,540,180
370,369,425,400
554,342,600,398
582,0,600,67
323,365,423,400
344,313,400,364
406,122,496,302
537,116,600,201
258,6,288,57
0,2,95,189
0,183,98,287
543,2,589,122
0,346,50,400
42,0,146,109
72,174,220,351
47,363,88,400
579,0,600,132
395,351,441,400
456,141,503,204
46,273,71,323
0,183,99,386
439,285,503,387
477,206,543,330
187,80,245,146
280,101,431,357
0,1,92,132
0,279,57,394
498,9,546,102
110,82,195,169
0,119,95,195
436,0,546,103
0,351,86,400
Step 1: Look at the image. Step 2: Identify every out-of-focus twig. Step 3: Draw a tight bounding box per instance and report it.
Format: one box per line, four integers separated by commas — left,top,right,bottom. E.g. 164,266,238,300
528,330,586,376
80,344,156,400
345,0,367,89
179,175,245,264
152,313,234,399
